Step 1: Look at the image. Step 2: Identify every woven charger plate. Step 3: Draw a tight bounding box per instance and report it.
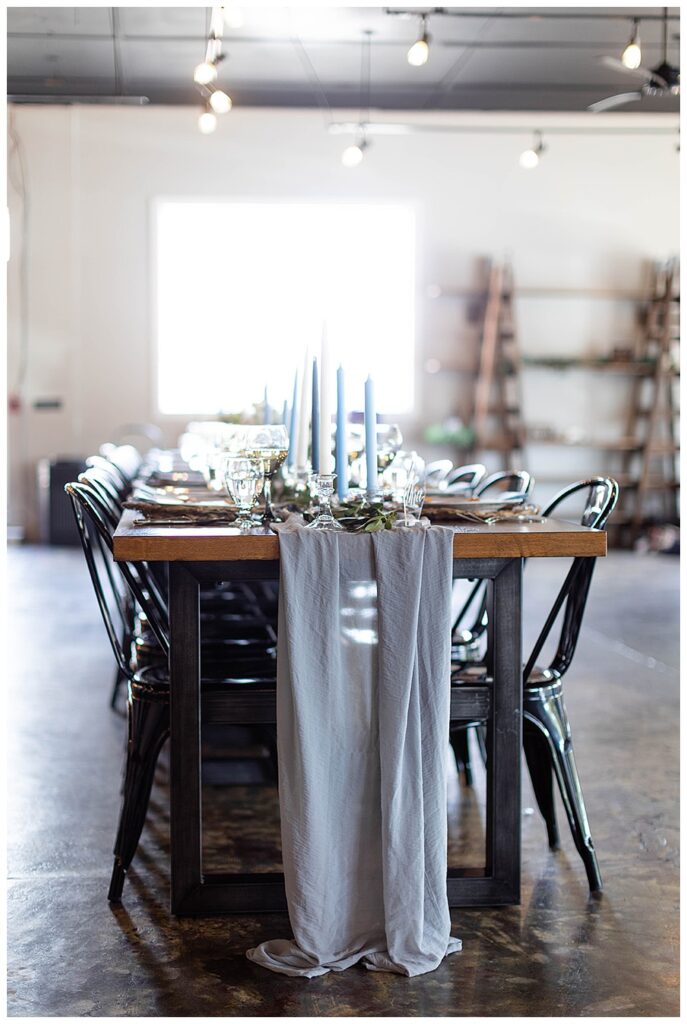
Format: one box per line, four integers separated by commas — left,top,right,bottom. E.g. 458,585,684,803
423,496,525,522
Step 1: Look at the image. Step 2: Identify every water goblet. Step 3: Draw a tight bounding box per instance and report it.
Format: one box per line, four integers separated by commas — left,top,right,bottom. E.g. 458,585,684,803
222,456,264,532
307,474,343,531
376,423,403,473
240,424,289,524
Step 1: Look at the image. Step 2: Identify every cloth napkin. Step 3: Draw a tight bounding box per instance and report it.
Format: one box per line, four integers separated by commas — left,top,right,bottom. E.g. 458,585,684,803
246,519,462,978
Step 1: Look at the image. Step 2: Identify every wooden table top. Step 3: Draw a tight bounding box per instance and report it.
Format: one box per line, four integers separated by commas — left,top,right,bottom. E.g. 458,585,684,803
113,509,606,561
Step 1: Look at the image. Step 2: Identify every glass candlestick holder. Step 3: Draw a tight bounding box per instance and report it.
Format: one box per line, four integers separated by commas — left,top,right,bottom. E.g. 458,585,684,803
307,474,343,531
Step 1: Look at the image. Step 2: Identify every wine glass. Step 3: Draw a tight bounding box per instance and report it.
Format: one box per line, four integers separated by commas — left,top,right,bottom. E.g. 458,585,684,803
239,424,289,523
213,426,250,492
382,449,412,502
221,456,264,532
376,423,403,472
347,426,365,490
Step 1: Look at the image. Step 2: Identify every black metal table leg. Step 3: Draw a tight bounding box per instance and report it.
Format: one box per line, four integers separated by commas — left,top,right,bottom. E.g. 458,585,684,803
168,562,203,914
485,558,523,902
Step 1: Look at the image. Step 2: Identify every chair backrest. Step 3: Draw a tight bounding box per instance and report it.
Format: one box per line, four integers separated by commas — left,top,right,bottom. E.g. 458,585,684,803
79,467,125,524
66,482,136,681
542,477,619,529
524,477,619,683
86,454,130,494
66,481,170,657
96,444,142,484
112,422,164,449
424,460,454,487
445,463,487,492
474,470,533,498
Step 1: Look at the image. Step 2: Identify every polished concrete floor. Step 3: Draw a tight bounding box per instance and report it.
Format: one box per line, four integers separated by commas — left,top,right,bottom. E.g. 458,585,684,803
7,546,679,1016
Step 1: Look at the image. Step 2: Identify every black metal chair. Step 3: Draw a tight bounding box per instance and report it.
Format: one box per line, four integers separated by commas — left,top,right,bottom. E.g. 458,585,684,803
98,443,143,483
449,470,535,783
473,469,533,498
450,470,535,666
451,477,619,893
425,460,454,489
66,480,277,902
443,463,487,494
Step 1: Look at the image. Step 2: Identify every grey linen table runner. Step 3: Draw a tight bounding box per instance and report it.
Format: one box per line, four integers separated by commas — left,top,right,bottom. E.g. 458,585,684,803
246,519,462,977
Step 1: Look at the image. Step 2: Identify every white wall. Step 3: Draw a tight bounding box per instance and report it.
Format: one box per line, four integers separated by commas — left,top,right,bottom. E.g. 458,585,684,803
7,105,679,535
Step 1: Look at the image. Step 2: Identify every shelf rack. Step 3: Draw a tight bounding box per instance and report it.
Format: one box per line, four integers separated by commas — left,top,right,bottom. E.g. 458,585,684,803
428,257,679,544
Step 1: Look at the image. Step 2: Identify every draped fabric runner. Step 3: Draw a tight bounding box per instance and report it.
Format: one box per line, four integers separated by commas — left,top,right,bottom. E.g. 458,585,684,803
247,520,462,978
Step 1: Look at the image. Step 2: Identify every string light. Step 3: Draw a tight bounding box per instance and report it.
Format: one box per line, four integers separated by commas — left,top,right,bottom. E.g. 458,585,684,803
198,108,218,134
407,14,430,67
209,89,232,114
621,18,642,70
342,138,368,167
194,7,233,132
519,131,546,169
194,60,218,85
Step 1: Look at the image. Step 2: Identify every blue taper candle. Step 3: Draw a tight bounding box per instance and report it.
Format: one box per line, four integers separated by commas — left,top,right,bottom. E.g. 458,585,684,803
311,357,320,473
282,399,289,428
287,372,298,468
263,387,270,424
364,375,377,494
335,365,346,499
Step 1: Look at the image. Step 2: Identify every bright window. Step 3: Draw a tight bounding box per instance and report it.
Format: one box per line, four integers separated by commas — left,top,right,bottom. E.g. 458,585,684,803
155,200,415,416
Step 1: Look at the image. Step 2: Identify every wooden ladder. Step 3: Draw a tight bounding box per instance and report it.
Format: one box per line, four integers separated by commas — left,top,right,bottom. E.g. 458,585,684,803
618,258,680,541
473,260,526,470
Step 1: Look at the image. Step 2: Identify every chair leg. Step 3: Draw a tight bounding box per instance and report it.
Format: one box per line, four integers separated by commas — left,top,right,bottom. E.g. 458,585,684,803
450,727,474,786
108,682,169,902
475,723,488,767
524,681,603,894
523,719,560,849
261,725,279,782
110,665,127,710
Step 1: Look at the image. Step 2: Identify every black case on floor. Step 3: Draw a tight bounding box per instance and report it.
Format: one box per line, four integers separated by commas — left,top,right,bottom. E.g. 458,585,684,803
37,458,87,545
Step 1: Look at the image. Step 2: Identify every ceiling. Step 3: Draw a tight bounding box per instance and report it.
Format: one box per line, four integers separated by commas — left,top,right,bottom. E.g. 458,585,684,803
7,6,681,112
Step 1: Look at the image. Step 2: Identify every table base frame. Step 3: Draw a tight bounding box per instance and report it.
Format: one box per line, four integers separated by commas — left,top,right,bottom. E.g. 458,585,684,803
169,556,522,915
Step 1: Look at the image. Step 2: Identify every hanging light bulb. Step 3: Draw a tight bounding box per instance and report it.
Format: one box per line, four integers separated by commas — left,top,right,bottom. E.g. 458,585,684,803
342,137,369,168
407,14,430,67
194,60,218,85
519,132,545,169
621,18,642,70
209,89,232,114
198,109,218,134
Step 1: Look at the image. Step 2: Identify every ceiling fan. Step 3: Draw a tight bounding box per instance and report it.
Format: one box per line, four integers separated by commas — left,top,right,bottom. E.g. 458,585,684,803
589,6,679,113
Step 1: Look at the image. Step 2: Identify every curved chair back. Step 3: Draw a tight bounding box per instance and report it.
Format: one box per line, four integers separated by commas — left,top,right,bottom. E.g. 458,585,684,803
424,460,454,488
444,463,486,493
66,482,137,682
79,467,125,524
66,481,170,656
524,477,619,683
96,444,142,484
86,454,131,495
542,477,619,529
474,470,533,498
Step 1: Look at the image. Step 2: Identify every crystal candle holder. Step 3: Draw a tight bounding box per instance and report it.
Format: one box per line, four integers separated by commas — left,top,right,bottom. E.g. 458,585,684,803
306,474,343,531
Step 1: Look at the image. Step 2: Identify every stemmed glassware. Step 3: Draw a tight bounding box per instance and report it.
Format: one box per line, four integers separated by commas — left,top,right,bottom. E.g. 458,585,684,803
239,424,289,523
307,474,343,531
221,456,264,532
347,426,365,489
376,423,403,472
